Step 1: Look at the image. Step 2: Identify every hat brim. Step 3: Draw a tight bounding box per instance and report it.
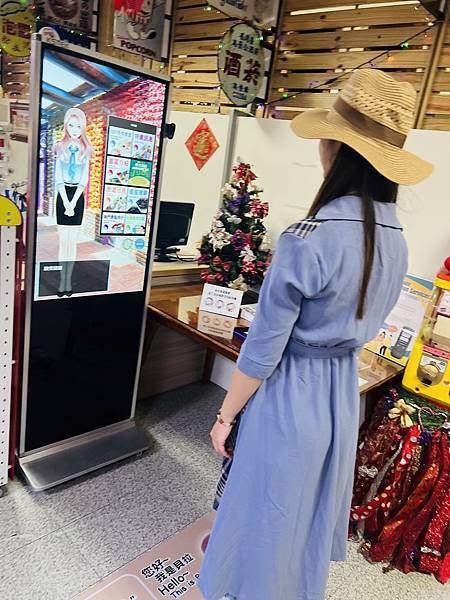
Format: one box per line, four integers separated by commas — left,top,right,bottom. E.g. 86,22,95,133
291,108,433,185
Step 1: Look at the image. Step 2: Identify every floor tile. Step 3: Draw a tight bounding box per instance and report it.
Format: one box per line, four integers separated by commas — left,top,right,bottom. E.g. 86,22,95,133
0,480,59,559
0,529,98,600
63,459,216,580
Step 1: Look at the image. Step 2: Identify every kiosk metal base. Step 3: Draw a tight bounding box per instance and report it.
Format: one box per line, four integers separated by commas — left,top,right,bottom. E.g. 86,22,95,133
18,422,149,491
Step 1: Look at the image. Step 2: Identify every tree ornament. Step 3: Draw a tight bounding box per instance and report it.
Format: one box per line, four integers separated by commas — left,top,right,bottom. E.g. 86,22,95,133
198,161,272,291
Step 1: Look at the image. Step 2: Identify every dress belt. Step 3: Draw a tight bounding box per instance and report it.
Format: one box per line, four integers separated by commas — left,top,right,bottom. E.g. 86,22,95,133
287,338,356,359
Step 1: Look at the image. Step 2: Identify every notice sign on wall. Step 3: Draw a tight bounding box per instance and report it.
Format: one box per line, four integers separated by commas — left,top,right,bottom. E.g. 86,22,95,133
100,116,156,237
364,274,434,366
76,513,215,599
218,23,265,107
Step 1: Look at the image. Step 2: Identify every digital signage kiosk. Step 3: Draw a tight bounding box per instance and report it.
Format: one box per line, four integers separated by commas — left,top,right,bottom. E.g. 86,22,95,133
19,36,171,490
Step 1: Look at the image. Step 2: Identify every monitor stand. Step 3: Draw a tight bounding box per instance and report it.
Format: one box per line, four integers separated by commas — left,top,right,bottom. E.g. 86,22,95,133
155,245,180,262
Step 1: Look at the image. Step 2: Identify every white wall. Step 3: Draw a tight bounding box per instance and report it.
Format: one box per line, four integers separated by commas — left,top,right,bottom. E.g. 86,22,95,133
232,119,450,281
233,118,323,241
398,129,450,280
160,111,229,254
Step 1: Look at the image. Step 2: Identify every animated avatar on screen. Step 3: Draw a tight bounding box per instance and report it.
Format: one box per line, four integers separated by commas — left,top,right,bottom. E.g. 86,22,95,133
54,107,93,297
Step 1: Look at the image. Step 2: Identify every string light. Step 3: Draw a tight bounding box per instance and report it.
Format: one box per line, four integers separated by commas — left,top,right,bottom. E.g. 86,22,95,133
269,19,441,108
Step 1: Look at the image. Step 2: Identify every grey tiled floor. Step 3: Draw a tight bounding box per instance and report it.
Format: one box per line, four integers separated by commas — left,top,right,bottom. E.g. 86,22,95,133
1,383,222,600
1,382,448,600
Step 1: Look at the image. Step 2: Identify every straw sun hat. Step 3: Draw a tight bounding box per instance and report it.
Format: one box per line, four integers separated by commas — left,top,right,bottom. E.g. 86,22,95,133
291,69,433,185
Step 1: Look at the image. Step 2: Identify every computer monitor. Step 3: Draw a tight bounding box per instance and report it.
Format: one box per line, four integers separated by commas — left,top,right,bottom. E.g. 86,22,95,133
155,201,195,262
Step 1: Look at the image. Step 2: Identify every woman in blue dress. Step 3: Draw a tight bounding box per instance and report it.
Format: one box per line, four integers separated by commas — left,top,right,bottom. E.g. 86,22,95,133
198,69,433,600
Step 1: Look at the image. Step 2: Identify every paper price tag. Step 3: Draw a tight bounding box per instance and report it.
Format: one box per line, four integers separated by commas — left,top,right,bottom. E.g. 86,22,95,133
199,283,243,318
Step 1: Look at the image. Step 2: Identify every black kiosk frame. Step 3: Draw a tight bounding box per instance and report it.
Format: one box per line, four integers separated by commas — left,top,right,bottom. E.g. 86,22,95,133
18,36,171,490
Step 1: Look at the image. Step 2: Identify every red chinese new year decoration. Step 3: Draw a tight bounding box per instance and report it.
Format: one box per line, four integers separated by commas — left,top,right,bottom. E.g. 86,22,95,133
185,118,219,171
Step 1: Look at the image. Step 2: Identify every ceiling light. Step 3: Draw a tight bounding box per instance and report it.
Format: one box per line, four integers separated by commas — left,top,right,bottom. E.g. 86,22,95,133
290,5,356,15
43,59,86,92
360,1,419,8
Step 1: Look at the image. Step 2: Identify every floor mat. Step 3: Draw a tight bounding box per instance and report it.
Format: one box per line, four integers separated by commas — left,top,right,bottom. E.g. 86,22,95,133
75,512,215,600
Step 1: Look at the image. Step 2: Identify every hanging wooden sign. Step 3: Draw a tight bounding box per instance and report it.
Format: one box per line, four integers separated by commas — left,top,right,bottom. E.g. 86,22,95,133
218,23,265,107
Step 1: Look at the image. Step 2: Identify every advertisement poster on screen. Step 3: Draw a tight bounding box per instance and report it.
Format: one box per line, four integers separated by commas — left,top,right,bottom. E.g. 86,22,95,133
113,0,171,61
36,0,97,34
210,0,280,28
34,43,168,300
364,275,434,366
218,23,265,107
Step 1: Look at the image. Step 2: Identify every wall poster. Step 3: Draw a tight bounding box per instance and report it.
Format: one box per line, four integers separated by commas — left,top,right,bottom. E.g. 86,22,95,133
0,1,34,57
36,0,98,34
113,0,172,61
185,118,219,171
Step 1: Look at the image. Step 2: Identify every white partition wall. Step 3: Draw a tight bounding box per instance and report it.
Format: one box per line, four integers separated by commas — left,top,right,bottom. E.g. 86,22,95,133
232,118,323,241
160,112,229,254
232,119,450,281
399,129,450,280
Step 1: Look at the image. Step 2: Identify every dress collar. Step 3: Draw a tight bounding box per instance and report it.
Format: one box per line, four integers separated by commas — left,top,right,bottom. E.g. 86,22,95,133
316,195,402,229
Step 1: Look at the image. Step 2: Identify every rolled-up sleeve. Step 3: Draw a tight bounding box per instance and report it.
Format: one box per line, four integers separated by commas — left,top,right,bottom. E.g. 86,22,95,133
237,232,323,380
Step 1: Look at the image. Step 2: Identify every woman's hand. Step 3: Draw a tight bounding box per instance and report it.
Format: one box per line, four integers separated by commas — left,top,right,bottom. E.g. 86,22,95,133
210,421,233,459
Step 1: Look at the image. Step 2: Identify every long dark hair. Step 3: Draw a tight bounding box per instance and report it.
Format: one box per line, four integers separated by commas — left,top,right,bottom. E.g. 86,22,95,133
307,143,398,319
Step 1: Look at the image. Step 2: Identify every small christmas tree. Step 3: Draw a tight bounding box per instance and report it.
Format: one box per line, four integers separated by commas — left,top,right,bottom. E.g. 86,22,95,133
198,162,272,291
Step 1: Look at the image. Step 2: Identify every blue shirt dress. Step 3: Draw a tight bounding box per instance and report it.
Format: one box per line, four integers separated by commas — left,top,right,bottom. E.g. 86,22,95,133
198,195,408,600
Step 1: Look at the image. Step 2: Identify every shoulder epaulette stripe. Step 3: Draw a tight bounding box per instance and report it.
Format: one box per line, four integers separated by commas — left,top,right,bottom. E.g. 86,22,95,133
284,218,323,239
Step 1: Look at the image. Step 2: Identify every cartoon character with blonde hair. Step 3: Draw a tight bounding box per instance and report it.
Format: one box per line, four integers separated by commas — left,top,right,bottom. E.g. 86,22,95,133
54,107,93,296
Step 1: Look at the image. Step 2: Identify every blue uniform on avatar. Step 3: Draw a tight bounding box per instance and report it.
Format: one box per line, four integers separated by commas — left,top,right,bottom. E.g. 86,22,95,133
199,195,408,600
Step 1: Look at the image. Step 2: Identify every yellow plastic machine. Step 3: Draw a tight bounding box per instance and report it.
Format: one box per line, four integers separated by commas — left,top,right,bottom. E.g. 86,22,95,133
403,257,450,408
